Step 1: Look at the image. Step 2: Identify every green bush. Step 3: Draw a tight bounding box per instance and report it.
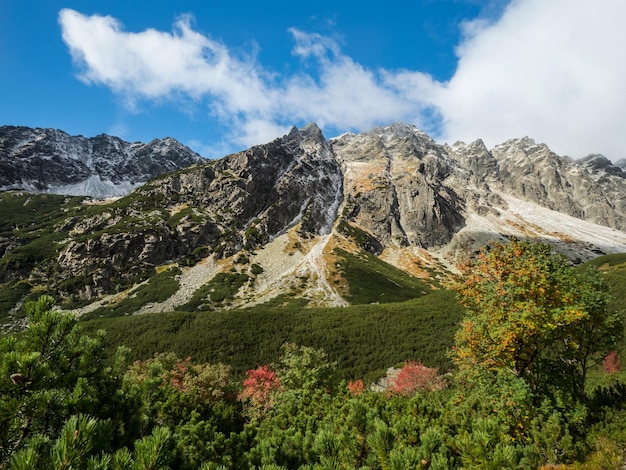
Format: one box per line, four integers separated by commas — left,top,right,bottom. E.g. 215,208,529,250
250,263,264,275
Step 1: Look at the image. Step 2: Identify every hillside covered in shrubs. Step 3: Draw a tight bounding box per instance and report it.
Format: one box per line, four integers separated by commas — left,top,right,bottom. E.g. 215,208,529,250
1,241,626,469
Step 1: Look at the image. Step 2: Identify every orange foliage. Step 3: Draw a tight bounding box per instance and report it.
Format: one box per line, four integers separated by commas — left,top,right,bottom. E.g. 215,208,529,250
452,239,597,389
347,379,366,396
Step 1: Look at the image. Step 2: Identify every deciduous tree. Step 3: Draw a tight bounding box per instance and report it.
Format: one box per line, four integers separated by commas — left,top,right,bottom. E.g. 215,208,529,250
452,240,619,400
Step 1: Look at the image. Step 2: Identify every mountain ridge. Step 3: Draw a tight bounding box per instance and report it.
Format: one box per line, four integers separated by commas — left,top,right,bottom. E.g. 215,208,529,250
1,122,625,321
0,126,205,198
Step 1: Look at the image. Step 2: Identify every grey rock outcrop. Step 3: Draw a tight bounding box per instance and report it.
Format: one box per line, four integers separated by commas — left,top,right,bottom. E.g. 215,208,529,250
445,139,499,187
331,123,465,249
447,137,626,230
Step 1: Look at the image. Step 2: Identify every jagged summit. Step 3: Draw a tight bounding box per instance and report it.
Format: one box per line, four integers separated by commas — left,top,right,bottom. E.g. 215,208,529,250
0,126,204,198
299,122,325,143
579,154,625,177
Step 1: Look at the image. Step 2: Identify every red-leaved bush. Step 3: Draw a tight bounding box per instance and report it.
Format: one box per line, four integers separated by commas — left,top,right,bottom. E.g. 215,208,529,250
603,350,621,374
169,356,192,392
390,361,439,396
238,365,282,417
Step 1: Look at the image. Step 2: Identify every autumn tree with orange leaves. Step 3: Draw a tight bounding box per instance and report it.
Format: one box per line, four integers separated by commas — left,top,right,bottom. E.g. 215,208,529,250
452,239,620,401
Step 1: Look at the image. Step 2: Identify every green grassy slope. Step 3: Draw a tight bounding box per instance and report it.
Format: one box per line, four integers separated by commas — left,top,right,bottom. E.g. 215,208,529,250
334,247,432,304
78,252,626,384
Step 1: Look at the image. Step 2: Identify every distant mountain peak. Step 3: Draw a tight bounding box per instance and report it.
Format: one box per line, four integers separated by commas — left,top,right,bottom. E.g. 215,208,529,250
299,122,325,143
579,154,624,177
0,126,204,198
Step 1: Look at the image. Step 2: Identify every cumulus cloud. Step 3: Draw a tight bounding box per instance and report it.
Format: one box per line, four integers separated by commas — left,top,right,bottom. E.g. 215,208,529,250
59,8,279,148
438,0,626,159
59,10,274,112
60,1,626,159
283,29,435,131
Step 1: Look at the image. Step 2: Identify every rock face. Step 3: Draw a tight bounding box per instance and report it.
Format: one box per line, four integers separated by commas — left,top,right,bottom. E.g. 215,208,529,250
331,123,465,249
447,137,626,230
0,126,204,198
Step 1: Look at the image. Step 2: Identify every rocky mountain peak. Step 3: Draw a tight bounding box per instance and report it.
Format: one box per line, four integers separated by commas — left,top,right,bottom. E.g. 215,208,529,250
579,154,624,178
0,126,204,198
331,123,464,249
445,139,499,186
495,135,542,152
448,138,488,153
299,122,325,144
453,135,626,231
281,122,329,156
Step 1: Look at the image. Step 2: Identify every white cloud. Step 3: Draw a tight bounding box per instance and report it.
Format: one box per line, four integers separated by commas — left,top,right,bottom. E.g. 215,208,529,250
59,9,275,122
438,0,626,159
60,1,626,160
283,29,434,131
288,28,340,59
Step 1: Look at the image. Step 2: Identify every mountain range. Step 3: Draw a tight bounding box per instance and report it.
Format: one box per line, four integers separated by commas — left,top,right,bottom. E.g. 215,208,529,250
1,122,625,323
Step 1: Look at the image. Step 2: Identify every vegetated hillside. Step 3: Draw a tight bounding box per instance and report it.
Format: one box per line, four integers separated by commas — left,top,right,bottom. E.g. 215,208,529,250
3,243,626,468
80,289,463,383
0,192,89,327
78,252,626,384
1,123,626,329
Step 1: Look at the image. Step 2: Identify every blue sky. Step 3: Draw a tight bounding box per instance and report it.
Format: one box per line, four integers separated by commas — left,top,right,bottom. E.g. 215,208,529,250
1,0,625,160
